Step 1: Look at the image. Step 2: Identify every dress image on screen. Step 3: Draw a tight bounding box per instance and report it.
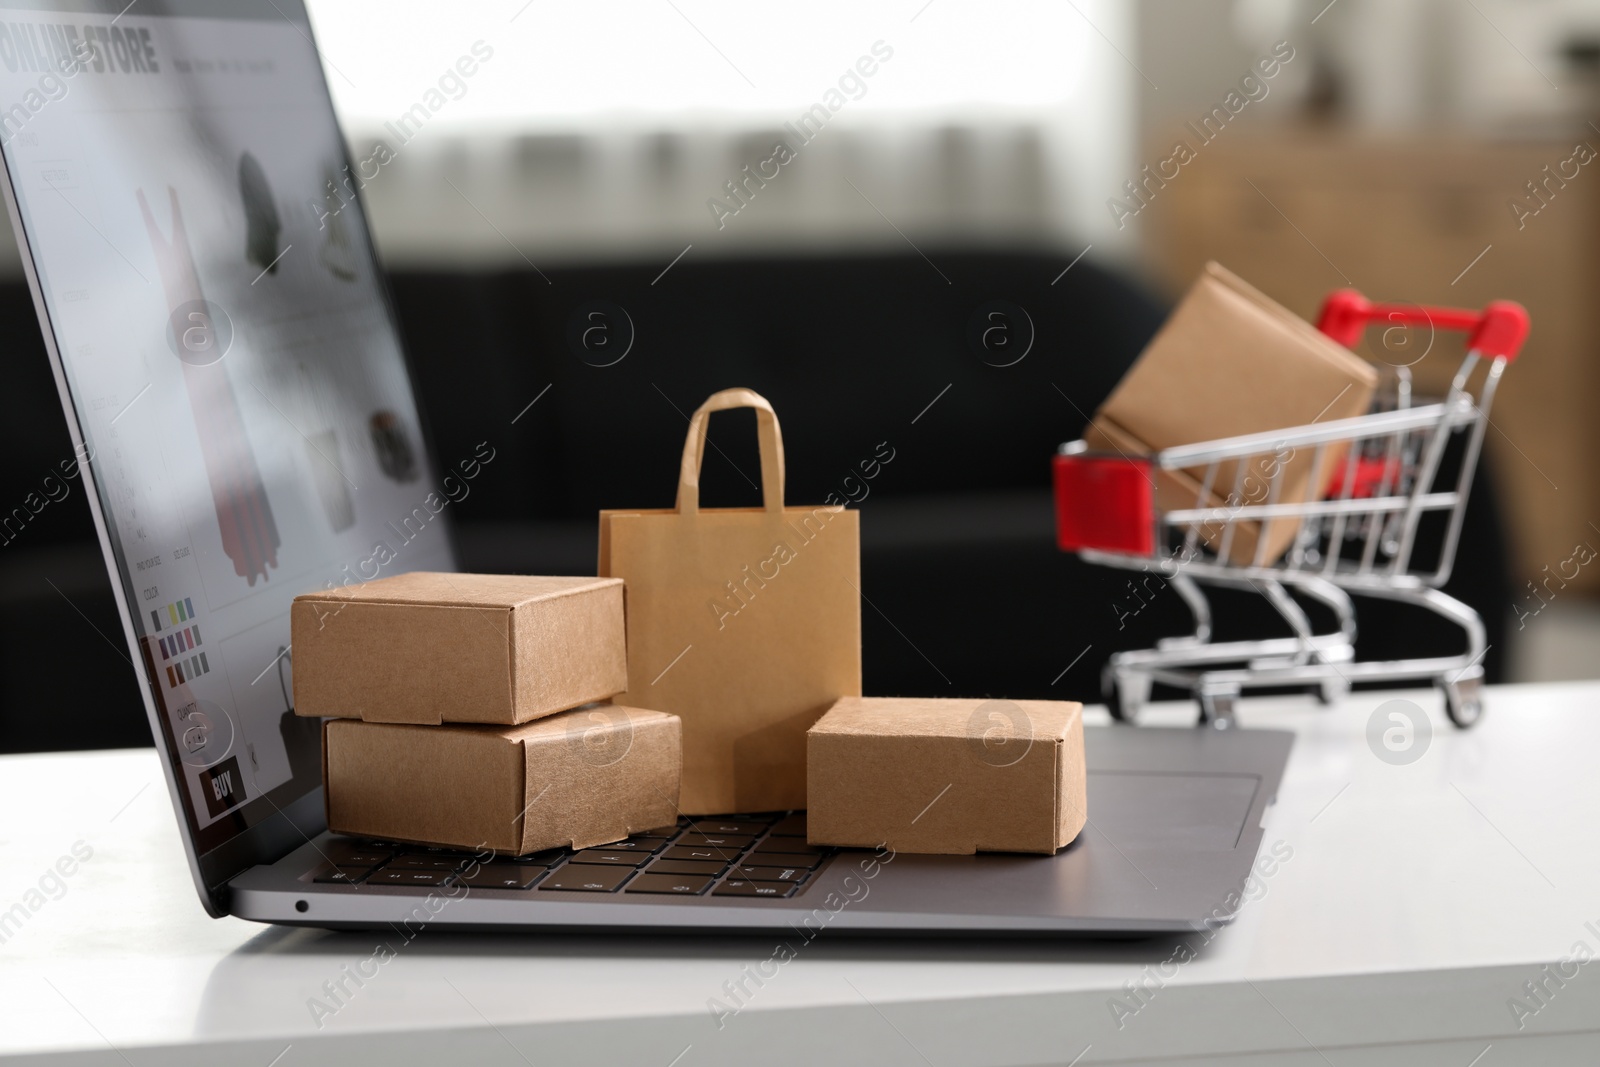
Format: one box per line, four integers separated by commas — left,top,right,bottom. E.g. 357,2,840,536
290,361,356,532
137,184,280,586
316,162,359,282
237,149,282,276
369,409,419,482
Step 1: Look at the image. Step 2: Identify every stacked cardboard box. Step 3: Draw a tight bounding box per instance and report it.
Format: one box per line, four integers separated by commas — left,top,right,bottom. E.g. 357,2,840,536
293,572,680,853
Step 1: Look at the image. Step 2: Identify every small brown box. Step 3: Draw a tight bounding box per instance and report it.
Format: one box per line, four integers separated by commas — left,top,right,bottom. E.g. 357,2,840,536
292,572,627,725
806,697,1086,856
1085,262,1377,565
323,704,680,854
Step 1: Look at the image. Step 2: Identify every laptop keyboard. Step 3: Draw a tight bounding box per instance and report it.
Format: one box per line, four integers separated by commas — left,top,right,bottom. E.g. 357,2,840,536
305,812,831,900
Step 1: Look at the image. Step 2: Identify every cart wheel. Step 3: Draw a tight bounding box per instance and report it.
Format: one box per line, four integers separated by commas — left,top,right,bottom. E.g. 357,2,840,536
1442,676,1485,729
1105,666,1152,725
1197,687,1237,729
1104,668,1130,724
1314,678,1346,707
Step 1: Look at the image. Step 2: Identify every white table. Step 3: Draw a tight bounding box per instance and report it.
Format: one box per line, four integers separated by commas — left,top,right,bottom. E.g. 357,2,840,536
3,683,1599,1066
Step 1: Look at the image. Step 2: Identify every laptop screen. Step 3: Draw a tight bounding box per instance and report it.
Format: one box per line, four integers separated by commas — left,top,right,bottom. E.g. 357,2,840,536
0,0,452,856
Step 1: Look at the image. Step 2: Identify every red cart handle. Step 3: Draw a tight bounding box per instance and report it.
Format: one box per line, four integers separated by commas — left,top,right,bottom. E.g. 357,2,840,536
1316,290,1529,361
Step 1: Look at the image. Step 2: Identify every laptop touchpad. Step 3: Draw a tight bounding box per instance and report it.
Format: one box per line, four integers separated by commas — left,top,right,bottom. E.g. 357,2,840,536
1086,771,1261,851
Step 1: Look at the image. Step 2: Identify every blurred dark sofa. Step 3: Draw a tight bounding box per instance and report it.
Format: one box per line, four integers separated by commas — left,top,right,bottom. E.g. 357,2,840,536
0,250,1511,753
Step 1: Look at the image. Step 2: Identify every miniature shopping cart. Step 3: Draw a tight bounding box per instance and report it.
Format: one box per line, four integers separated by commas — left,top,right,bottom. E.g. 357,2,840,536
1054,290,1529,729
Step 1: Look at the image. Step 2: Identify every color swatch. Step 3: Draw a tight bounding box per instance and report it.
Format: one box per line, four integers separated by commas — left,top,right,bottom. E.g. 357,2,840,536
158,624,201,661
150,597,196,633
154,598,209,689
166,651,211,688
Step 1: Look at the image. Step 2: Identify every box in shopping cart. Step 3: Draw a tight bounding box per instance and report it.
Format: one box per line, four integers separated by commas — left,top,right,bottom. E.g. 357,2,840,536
1085,262,1377,565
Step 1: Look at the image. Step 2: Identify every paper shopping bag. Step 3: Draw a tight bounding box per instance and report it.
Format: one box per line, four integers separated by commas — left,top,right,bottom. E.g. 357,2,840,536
599,388,861,814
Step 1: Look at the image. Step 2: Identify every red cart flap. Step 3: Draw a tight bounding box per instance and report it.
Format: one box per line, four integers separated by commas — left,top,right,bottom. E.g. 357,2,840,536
1054,451,1154,556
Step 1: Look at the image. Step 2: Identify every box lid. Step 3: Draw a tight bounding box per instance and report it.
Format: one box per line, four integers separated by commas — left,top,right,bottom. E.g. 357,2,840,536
291,571,628,725
298,571,621,610
808,696,1082,743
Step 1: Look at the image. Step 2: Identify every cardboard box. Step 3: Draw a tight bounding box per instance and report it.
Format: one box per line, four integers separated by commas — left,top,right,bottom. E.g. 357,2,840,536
292,572,627,725
806,697,1086,855
323,704,680,853
1085,262,1377,565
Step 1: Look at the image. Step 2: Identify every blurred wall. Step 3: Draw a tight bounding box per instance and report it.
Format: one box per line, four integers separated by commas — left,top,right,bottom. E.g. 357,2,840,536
311,0,1139,270
1141,0,1600,139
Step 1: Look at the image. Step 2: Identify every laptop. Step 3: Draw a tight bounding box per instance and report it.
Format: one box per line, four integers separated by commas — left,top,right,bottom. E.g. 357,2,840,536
0,0,1293,935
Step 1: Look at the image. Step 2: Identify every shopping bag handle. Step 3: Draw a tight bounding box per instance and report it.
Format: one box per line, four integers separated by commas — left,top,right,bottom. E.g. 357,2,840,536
675,387,786,515
1315,289,1529,361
